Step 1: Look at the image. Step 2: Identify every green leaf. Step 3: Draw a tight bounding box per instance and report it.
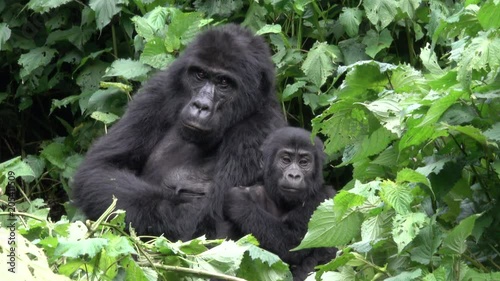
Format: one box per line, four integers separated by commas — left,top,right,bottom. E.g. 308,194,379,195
360,212,391,241
417,89,463,128
193,0,244,17
54,238,108,258
282,81,306,101
446,125,488,146
27,0,72,13
441,214,479,255
91,111,120,125
256,24,282,35
392,213,427,253
140,37,173,69
396,168,431,188
301,42,340,88
410,224,443,265
0,157,36,189
385,269,422,281
477,0,500,30
0,23,11,51
105,236,137,257
104,59,151,81
420,43,445,75
380,181,413,215
131,15,156,41
145,6,169,31
363,0,398,30
18,47,57,80
362,29,393,58
89,0,127,30
295,199,363,249
41,142,69,169
457,30,500,83
339,7,363,37
484,122,500,141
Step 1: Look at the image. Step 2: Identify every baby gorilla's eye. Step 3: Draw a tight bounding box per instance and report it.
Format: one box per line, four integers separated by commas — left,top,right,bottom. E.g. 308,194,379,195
281,156,291,164
299,159,309,167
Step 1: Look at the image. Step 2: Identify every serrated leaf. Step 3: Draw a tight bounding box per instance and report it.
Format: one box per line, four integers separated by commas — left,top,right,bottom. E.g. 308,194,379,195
385,269,422,281
0,157,36,189
396,168,431,188
362,29,393,58
301,42,340,88
18,47,57,80
282,81,306,101
27,0,72,13
339,7,363,37
484,122,500,141
0,23,11,51
131,15,156,41
105,236,137,257
420,43,445,75
145,6,169,31
441,214,479,255
417,89,463,128
256,24,282,35
416,156,453,177
54,238,108,258
89,0,127,30
193,0,243,17
41,142,69,169
361,212,391,241
363,0,398,30
392,213,427,253
380,181,413,215
91,111,120,125
104,59,151,81
458,30,500,82
410,224,443,265
140,38,173,69
295,199,363,249
446,125,488,145
477,1,500,30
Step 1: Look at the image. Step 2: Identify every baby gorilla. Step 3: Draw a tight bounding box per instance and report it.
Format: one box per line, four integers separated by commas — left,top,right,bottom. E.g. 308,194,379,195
223,127,336,280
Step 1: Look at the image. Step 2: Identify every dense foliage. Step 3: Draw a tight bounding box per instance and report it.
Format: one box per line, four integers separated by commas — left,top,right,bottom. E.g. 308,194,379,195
1,0,499,280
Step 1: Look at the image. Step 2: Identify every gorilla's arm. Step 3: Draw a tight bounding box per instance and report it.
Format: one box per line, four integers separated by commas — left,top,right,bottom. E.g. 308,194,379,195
224,187,316,262
71,70,196,236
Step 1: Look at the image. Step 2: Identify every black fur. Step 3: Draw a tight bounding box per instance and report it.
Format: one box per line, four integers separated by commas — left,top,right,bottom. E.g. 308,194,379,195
223,127,336,280
71,24,285,240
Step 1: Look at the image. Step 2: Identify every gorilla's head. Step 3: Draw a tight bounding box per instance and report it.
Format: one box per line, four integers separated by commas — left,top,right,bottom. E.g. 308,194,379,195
261,127,326,207
170,24,275,145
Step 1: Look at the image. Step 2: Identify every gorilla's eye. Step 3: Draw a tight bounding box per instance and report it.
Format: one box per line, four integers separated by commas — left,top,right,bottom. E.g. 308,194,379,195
195,70,207,80
218,77,231,89
299,159,309,167
281,156,291,164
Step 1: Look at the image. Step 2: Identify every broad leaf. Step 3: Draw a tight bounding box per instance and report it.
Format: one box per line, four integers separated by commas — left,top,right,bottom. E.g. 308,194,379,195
89,0,127,30
104,59,151,81
301,42,340,88
441,214,479,255
339,7,363,37
392,213,428,253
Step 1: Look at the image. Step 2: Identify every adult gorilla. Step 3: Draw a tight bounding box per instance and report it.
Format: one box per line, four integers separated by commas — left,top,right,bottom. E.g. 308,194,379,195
71,24,285,240
224,127,336,280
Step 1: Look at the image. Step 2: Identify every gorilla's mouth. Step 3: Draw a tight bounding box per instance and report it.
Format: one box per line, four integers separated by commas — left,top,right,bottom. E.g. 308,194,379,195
182,121,211,132
279,185,302,193
166,185,206,197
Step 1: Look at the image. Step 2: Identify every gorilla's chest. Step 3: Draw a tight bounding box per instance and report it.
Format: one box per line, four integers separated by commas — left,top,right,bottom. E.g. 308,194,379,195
141,130,216,189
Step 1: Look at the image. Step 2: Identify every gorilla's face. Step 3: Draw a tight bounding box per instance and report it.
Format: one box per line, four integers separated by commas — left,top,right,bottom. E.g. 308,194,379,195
178,64,238,144
275,148,315,196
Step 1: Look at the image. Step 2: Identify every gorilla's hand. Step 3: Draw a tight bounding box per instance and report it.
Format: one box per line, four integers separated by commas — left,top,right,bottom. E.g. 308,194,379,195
224,186,255,222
